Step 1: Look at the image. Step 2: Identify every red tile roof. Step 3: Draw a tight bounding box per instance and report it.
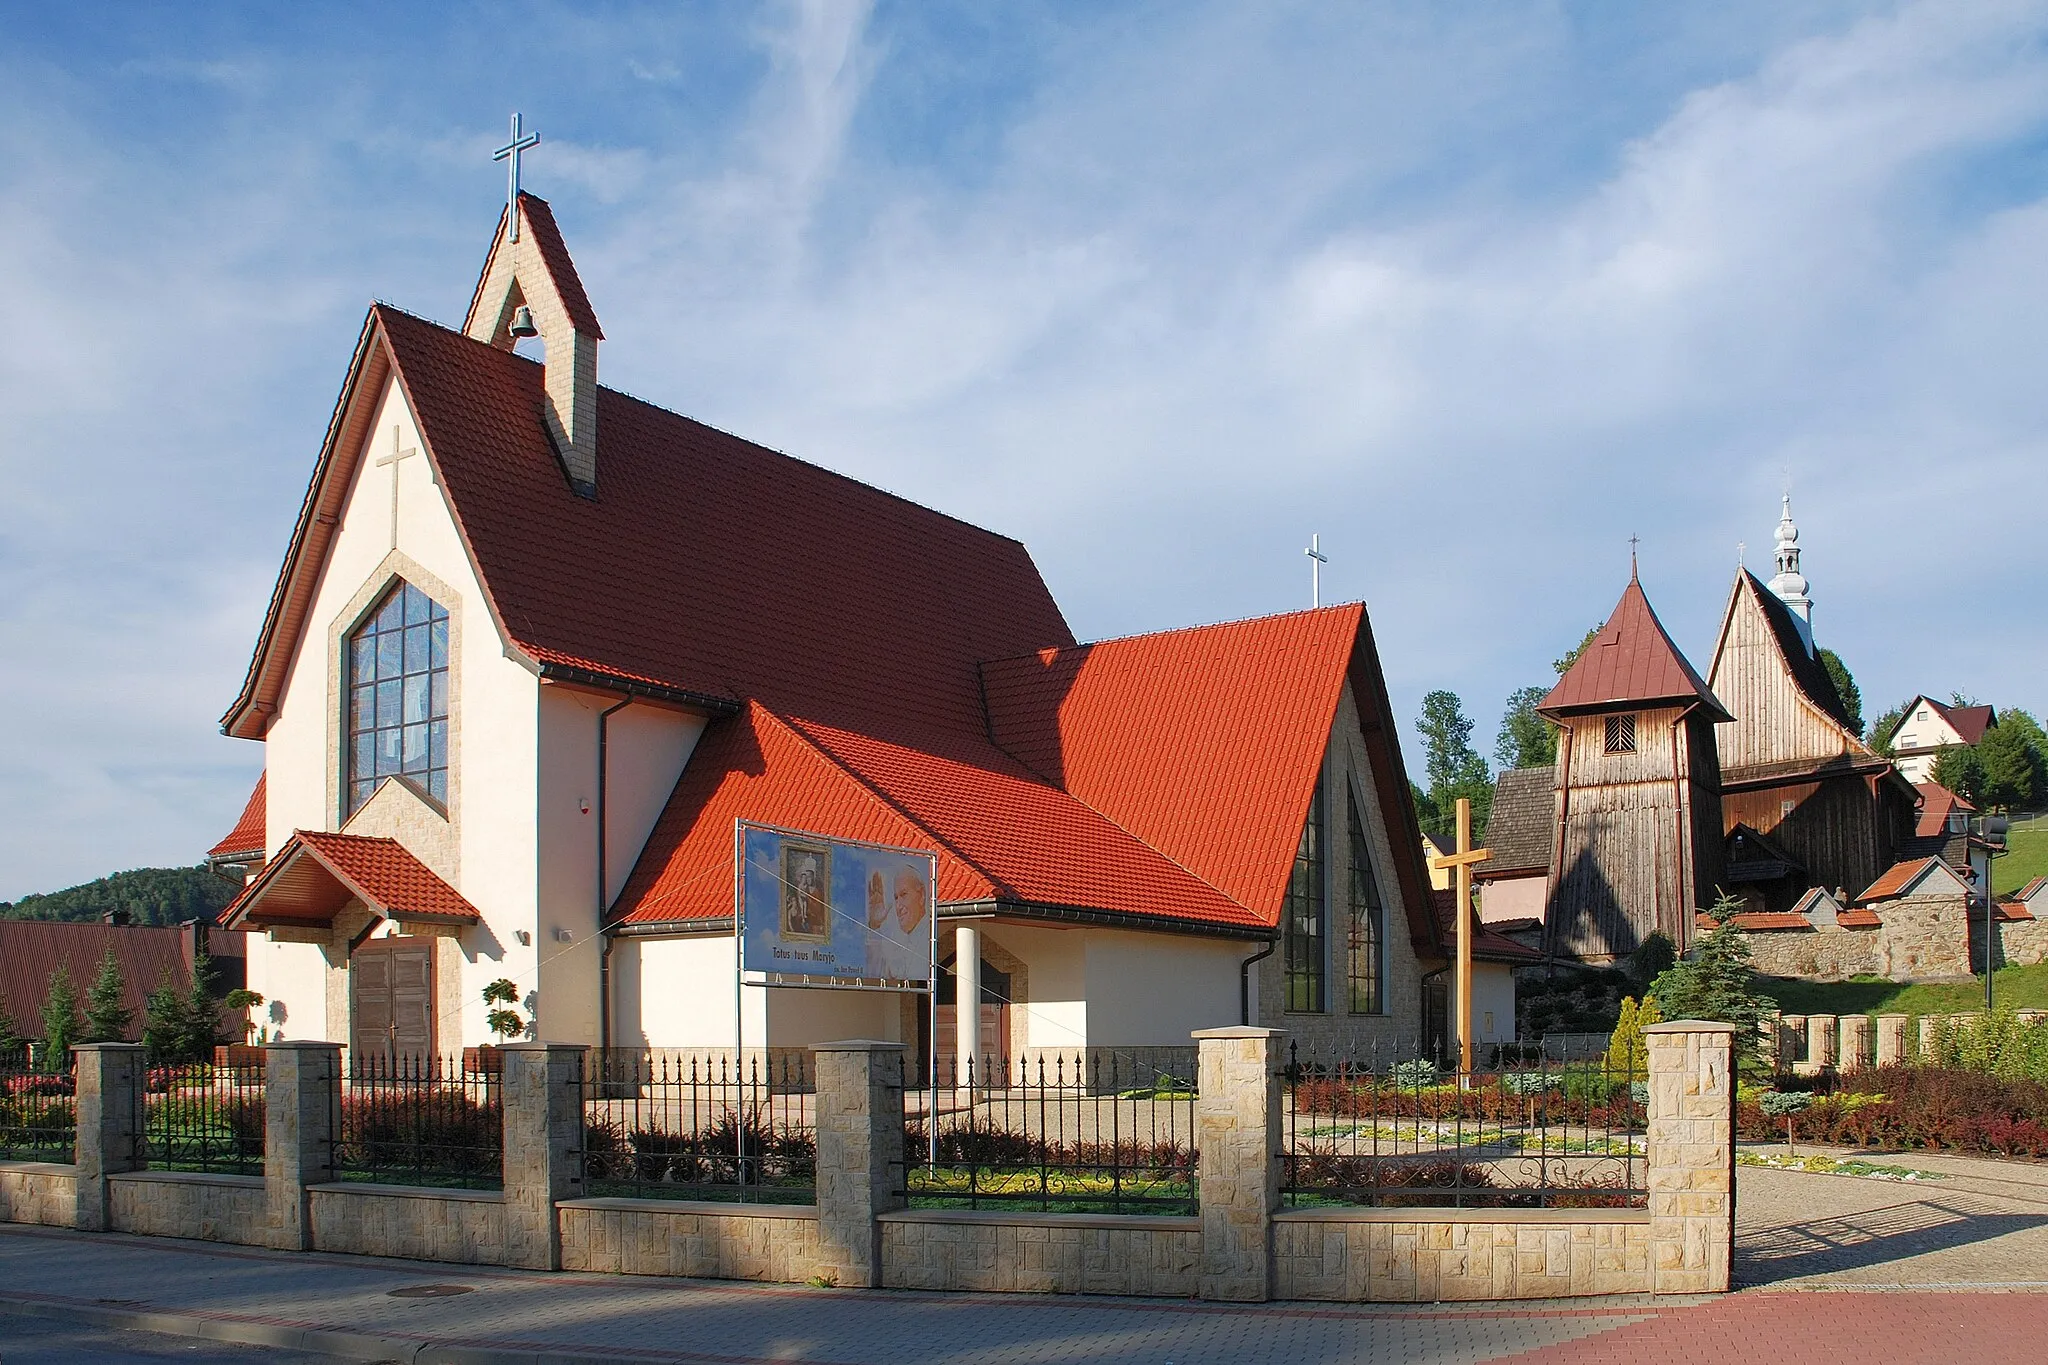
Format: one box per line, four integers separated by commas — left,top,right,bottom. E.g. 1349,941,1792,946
224,831,480,931
1994,901,2035,923
1538,576,1729,720
611,703,1265,934
208,774,266,861
1913,782,1976,839
1835,907,1884,929
1858,857,1956,903
1937,701,1997,746
980,607,1357,923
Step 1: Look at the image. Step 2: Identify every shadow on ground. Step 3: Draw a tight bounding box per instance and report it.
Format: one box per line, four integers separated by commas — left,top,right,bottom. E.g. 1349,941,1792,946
1737,1196,2048,1286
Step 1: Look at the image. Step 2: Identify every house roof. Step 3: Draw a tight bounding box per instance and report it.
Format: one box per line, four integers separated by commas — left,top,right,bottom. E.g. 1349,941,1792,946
1858,857,1968,904
614,604,1444,949
223,831,481,931
1431,890,1542,963
0,922,204,1043
1914,782,1976,839
1537,576,1730,722
1697,911,1814,932
207,774,267,862
1724,823,1806,884
224,294,1073,742
1478,767,1555,877
1891,696,1998,749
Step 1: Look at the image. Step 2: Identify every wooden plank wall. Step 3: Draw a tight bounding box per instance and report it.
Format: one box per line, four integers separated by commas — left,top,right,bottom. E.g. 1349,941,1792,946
1708,585,1857,770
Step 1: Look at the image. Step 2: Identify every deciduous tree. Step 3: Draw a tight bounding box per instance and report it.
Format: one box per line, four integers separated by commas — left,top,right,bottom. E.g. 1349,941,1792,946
1494,685,1557,770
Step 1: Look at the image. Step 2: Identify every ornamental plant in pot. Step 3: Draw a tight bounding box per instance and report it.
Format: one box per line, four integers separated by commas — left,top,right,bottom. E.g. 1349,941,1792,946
465,979,526,1074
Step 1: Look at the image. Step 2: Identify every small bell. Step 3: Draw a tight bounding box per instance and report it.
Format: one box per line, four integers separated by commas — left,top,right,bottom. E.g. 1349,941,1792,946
508,305,539,339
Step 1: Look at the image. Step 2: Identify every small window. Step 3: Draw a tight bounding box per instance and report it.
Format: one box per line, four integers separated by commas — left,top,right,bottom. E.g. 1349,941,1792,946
1603,713,1637,754
1917,709,1929,722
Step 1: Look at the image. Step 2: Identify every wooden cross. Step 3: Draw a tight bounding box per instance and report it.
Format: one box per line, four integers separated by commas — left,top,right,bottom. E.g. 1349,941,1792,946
1429,796,1490,1075
374,425,418,551
493,112,541,242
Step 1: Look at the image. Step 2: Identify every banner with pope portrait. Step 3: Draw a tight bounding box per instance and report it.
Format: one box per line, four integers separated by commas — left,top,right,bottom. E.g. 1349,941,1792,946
736,821,936,989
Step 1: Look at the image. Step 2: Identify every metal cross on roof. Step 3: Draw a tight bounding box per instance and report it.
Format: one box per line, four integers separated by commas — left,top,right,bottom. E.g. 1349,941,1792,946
493,112,541,242
1304,533,1328,608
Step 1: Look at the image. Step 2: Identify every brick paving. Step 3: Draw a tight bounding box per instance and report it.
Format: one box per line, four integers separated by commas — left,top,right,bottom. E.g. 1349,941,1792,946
1,1156,2046,1363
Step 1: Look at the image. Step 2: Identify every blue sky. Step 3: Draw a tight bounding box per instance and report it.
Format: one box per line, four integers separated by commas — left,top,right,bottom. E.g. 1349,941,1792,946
2,1,2045,900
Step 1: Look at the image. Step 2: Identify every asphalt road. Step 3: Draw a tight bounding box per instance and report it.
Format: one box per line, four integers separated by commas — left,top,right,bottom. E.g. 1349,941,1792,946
0,1309,340,1364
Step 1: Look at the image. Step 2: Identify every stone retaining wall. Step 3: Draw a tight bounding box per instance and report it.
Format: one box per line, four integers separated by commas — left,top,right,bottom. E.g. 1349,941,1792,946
559,1199,823,1281
307,1184,506,1265
1273,1208,1650,1301
0,1163,77,1228
878,1210,1201,1296
109,1171,264,1244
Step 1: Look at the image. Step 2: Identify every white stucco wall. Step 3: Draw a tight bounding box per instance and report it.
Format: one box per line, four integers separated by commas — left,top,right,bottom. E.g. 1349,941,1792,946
536,687,705,1045
620,935,758,1048
247,376,543,1050
1472,964,1517,1045
1080,930,1246,1044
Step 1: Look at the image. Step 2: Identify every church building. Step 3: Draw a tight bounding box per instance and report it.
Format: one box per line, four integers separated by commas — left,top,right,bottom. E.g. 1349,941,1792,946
209,187,1447,1067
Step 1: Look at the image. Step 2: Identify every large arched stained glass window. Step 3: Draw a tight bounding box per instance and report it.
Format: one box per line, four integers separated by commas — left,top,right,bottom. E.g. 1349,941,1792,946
347,581,449,814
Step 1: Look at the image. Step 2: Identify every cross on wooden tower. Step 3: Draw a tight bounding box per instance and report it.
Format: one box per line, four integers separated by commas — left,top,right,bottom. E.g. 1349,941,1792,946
494,112,541,242
1428,796,1490,1075
374,425,418,551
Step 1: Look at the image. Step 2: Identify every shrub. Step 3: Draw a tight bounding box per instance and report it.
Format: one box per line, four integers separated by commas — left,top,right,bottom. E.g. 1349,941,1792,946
1735,1065,2048,1159
1605,995,1662,1081
338,1090,501,1178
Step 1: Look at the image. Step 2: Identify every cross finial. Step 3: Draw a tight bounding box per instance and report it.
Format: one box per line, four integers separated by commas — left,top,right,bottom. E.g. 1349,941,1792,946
493,113,542,243
1737,540,1746,569
1304,533,1329,608
1628,533,1640,580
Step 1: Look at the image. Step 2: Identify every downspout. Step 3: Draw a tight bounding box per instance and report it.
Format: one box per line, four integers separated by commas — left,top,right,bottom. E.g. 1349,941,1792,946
1239,939,1277,1026
595,696,632,1057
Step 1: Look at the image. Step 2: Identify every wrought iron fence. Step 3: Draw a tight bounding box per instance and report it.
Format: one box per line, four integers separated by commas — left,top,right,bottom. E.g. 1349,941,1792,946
142,1061,265,1175
580,1050,815,1203
0,1047,75,1163
335,1051,502,1189
905,1051,1197,1214
1280,1041,1646,1209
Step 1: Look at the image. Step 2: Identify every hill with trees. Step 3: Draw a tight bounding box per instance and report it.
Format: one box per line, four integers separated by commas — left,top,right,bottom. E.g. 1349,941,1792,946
0,866,240,926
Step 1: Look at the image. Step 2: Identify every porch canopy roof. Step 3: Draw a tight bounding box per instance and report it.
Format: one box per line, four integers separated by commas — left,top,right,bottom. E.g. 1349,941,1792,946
222,829,480,933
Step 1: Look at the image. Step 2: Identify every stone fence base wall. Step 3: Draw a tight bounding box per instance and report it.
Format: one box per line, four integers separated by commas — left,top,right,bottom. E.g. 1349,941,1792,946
559,1199,823,1281
0,1164,77,1228
1274,1208,1651,1302
878,1210,1201,1296
307,1184,506,1265
109,1172,264,1244
2,1025,1737,1304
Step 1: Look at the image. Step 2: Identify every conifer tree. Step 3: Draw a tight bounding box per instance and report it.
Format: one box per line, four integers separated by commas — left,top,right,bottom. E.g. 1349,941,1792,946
177,953,226,1060
39,965,81,1070
142,970,186,1060
0,992,22,1058
1646,897,1772,1071
82,949,134,1043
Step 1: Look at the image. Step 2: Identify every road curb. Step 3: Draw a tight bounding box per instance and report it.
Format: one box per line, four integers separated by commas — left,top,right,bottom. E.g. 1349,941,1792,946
0,1292,678,1364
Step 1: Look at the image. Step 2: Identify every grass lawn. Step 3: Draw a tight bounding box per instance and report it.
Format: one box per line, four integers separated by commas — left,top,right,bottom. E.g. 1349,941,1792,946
1993,828,2048,896
1757,960,2048,1017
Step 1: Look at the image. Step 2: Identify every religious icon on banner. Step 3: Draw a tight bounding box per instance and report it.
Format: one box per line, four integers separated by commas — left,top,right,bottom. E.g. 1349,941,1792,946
780,843,832,942
893,867,929,936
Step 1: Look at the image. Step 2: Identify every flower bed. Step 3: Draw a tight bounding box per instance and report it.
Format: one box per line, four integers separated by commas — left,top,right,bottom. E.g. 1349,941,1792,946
1743,1066,2048,1159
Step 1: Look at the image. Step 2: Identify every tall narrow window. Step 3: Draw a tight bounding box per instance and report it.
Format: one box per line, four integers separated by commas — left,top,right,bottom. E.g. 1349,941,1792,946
1283,782,1327,1012
347,581,450,814
1345,788,1384,1014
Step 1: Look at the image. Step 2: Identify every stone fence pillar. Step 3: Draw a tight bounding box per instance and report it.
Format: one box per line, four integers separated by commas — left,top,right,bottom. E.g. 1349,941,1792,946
71,1043,147,1232
813,1040,905,1288
1875,1015,1910,1067
1778,1015,1807,1073
501,1042,587,1271
1645,1021,1735,1295
263,1042,341,1250
1192,1026,1282,1303
1838,1015,1872,1073
1806,1015,1838,1073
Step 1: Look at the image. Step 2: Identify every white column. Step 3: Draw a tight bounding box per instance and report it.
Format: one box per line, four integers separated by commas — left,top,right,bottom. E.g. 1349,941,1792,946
954,923,981,1084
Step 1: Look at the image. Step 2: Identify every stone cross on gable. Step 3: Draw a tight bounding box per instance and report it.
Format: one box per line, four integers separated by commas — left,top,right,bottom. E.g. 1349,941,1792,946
494,112,541,242
374,425,418,551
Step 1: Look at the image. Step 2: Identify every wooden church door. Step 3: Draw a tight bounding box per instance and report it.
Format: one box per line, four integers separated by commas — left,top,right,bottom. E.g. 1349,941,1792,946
351,938,436,1062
